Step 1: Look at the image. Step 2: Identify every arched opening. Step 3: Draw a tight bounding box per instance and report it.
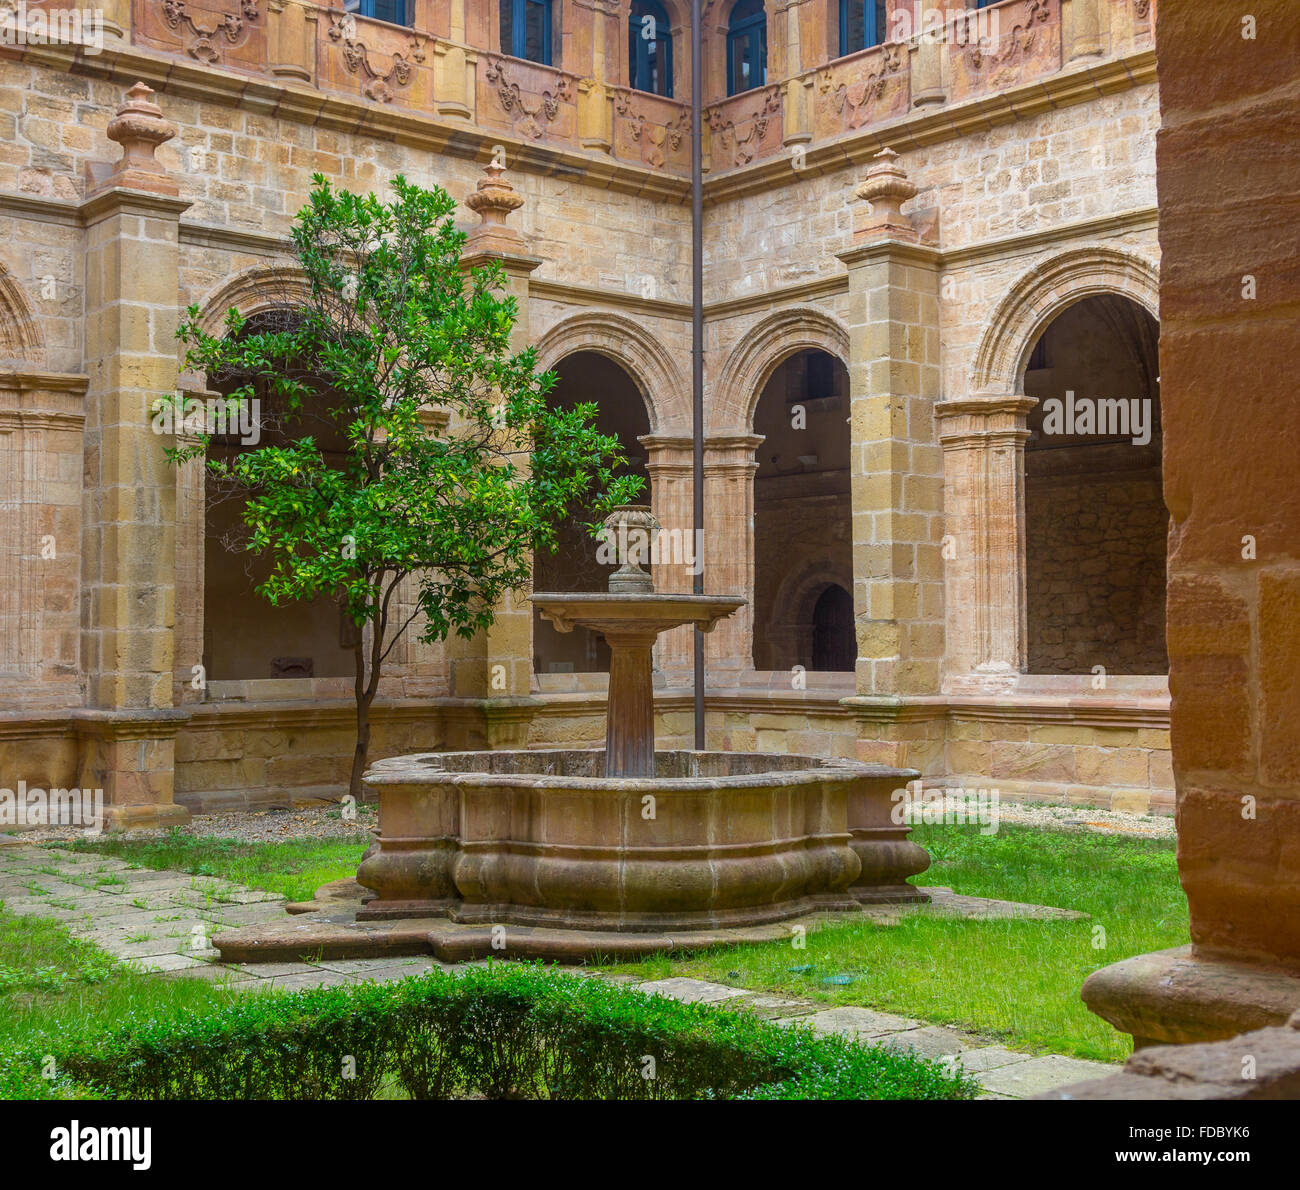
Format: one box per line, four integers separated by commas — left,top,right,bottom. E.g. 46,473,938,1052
533,351,651,674
1023,294,1166,675
726,0,766,95
203,311,356,681
812,583,855,671
630,0,674,97
752,348,853,671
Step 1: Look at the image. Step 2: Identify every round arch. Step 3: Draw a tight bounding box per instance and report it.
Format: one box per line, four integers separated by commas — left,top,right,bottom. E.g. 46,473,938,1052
971,246,1160,394
534,310,683,433
194,264,314,338
715,305,852,432
0,263,45,367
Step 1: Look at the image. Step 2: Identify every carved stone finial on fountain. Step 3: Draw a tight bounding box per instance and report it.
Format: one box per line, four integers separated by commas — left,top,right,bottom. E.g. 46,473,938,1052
603,504,659,595
102,82,179,197
464,159,528,257
854,147,918,242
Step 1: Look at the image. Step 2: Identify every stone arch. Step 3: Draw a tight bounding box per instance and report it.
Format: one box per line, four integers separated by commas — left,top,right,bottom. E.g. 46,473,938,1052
194,264,313,338
534,310,683,433
971,246,1160,394
716,305,852,432
0,264,45,368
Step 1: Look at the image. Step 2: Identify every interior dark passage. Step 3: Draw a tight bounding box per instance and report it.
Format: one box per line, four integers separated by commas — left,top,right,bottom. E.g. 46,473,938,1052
1023,294,1166,675
533,351,651,674
751,348,854,672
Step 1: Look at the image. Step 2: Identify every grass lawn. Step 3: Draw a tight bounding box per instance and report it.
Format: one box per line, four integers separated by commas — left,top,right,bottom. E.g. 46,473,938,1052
54,831,370,904
601,823,1188,1063
0,910,256,1092
45,819,1187,1063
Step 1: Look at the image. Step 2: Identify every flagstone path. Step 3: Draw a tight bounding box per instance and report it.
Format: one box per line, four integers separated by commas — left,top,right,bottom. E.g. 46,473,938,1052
0,838,1113,1099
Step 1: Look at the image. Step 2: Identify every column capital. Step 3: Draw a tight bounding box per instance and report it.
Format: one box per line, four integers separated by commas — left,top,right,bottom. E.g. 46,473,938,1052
936,392,1038,448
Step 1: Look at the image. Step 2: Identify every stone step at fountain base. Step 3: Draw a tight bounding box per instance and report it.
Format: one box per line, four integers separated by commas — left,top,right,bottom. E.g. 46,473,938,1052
213,883,1087,966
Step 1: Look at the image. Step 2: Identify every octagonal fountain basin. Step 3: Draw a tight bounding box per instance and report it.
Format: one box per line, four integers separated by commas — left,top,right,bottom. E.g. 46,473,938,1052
356,749,930,932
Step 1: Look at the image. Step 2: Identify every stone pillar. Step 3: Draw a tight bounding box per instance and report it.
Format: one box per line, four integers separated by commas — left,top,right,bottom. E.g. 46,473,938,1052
702,434,763,679
782,0,812,145
642,434,695,679
910,3,946,108
434,0,475,119
78,83,191,829
934,393,1035,692
445,162,542,745
1081,0,1300,1050
576,0,614,151
268,0,317,83
836,150,943,700
1067,0,1104,60
172,384,212,707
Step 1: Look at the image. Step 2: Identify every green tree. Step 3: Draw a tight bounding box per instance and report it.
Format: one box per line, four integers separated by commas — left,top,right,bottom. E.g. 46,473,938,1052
170,174,641,798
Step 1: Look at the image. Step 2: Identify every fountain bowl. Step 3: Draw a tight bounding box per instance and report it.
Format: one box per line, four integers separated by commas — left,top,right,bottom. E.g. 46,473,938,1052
356,748,930,931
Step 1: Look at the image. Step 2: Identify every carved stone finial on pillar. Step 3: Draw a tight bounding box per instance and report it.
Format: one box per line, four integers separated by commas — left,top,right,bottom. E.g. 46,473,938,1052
464,160,528,257
102,82,179,197
854,147,919,241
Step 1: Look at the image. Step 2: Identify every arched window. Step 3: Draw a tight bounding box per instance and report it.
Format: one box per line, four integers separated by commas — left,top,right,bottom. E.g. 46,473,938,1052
500,0,553,65
840,1,887,55
344,0,409,27
630,0,674,97
726,0,766,96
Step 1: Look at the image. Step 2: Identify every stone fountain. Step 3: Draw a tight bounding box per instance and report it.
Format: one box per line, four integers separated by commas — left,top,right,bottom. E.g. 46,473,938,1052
346,506,932,950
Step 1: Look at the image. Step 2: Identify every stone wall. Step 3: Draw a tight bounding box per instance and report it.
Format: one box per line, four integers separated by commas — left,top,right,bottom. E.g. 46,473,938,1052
1025,467,1167,674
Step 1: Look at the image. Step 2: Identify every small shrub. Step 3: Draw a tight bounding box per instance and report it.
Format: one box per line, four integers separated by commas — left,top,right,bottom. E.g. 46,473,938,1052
5,964,979,1101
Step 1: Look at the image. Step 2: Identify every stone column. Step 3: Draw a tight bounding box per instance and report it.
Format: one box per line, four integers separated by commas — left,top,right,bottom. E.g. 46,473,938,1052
1081,0,1300,1051
910,3,946,108
172,384,212,707
434,0,475,119
642,434,695,679
702,434,763,679
1067,0,1104,61
836,150,943,700
444,162,542,746
576,0,614,151
268,0,317,83
77,83,191,829
934,392,1036,692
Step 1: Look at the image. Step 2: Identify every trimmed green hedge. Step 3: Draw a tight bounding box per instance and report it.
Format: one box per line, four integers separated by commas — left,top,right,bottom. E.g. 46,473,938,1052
6,964,978,1100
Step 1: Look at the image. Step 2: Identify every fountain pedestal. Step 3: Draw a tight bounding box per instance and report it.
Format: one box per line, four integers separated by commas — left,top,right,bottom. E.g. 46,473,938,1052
529,593,743,777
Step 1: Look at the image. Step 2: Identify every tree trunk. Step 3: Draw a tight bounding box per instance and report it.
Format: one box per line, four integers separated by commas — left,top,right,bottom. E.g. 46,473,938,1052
350,692,373,802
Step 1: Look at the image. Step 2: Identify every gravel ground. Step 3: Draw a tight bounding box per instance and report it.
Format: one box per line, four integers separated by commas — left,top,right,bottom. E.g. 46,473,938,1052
902,792,1175,839
3,791,1172,847
2,803,378,846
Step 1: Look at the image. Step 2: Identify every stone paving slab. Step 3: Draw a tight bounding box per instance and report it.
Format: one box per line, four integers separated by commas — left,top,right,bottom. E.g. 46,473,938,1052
780,1006,925,1039
977,1055,1114,1098
637,977,754,1005
947,1045,1039,1074
879,1025,971,1059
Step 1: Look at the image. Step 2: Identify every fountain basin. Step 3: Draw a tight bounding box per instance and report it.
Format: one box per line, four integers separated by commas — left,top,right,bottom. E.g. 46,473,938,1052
357,749,930,931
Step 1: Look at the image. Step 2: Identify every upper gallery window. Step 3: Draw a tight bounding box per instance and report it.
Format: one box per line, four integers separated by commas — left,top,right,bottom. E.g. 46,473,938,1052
726,0,767,96
500,0,553,65
630,0,674,97
344,0,409,27
840,0,888,56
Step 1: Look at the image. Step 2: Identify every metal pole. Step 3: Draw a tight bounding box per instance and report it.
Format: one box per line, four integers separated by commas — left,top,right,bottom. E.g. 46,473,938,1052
691,0,706,751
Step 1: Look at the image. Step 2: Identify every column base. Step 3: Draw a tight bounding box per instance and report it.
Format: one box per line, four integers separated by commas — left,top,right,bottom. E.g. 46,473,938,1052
1083,944,1300,1050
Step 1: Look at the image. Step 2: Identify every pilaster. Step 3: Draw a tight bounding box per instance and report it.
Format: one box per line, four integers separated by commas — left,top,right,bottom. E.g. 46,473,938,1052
934,392,1036,692
837,149,943,699
79,82,191,828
